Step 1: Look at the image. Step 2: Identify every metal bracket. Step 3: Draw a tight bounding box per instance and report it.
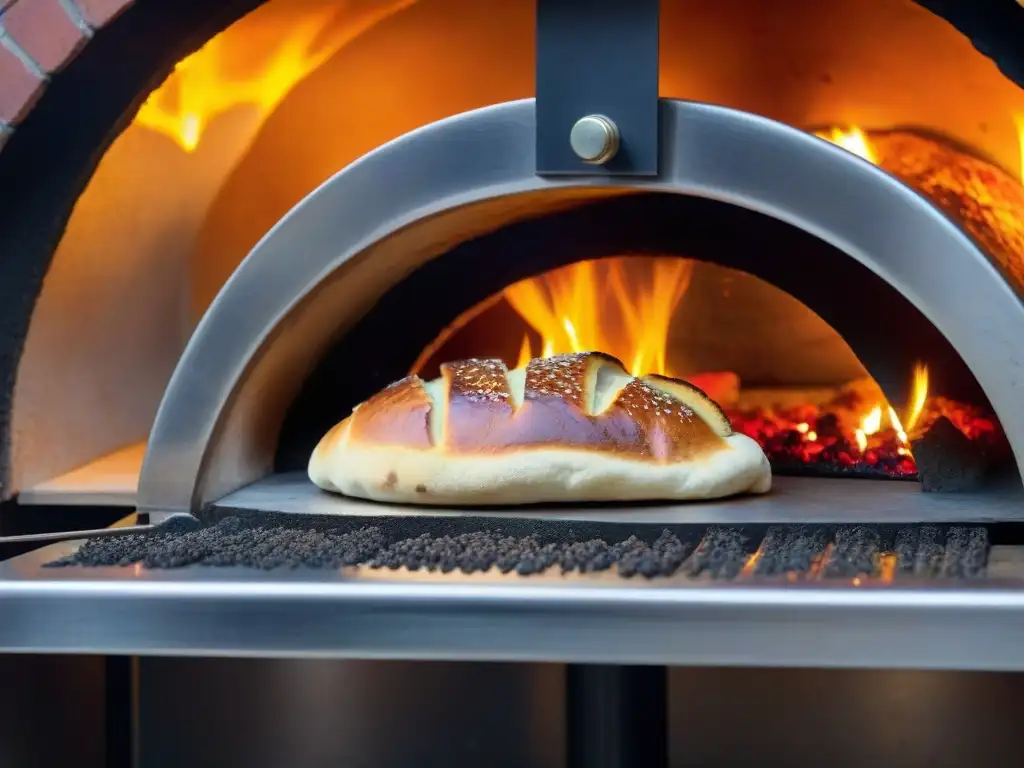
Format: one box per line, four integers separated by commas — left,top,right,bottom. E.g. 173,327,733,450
535,0,660,176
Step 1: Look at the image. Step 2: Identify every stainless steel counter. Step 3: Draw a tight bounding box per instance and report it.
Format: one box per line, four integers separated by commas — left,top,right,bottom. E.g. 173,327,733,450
4,537,1024,670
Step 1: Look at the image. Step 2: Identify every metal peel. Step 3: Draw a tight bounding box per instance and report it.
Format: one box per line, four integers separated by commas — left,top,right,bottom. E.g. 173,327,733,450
0,513,200,545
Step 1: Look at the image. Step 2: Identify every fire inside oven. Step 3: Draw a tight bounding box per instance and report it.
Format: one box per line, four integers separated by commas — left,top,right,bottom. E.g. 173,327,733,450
410,239,1003,485
276,173,1013,496
11,0,1024,524
417,121,1023,480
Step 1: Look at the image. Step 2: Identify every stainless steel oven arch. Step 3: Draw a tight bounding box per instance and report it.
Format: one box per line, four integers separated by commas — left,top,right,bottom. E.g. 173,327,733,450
137,98,1024,514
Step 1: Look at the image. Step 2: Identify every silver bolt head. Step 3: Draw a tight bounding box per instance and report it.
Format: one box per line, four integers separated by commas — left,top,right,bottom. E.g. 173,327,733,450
569,114,620,165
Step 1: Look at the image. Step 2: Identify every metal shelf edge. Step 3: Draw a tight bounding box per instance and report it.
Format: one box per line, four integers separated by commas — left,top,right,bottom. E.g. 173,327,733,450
3,547,1024,669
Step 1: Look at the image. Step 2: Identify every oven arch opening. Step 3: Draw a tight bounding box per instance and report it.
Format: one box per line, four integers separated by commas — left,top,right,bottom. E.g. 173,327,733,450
275,194,1005,492
133,99,1024,517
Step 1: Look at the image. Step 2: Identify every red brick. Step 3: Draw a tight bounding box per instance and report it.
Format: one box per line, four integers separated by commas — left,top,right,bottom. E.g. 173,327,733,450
0,39,43,123
71,0,132,27
1,0,88,74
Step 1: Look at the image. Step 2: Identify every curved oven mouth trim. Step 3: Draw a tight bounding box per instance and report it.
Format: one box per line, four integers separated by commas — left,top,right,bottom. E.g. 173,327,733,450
137,98,1024,515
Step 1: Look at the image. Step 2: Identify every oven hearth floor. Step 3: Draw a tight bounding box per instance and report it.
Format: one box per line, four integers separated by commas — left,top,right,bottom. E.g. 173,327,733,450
216,473,1024,524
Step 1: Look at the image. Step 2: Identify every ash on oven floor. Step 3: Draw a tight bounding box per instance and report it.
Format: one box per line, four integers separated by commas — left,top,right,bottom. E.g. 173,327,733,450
45,511,991,580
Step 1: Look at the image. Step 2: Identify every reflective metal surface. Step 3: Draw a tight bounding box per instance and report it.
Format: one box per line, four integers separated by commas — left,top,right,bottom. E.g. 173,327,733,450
4,538,1024,669
665,666,1024,767
138,99,1024,516
137,658,565,768
0,655,107,768
0,512,197,544
131,660,1024,768
535,0,658,175
569,114,620,164
216,472,1024,524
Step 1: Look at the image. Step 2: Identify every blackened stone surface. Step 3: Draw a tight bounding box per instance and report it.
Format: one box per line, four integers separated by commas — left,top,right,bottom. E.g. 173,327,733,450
825,525,882,579
51,516,389,571
941,526,989,579
751,525,831,577
911,416,990,492
895,525,947,577
47,512,992,581
768,459,915,482
682,527,750,579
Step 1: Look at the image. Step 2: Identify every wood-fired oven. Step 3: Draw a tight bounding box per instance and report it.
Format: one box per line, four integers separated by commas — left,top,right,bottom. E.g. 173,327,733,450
2,0,1024,766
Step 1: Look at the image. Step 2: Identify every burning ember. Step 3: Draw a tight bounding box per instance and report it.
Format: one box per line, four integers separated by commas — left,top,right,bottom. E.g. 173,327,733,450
727,373,999,480
735,121,1021,479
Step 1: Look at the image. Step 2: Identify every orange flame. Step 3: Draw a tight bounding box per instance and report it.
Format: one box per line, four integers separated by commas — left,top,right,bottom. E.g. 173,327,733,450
855,362,929,453
816,125,878,165
134,1,415,152
1015,114,1024,182
504,257,694,376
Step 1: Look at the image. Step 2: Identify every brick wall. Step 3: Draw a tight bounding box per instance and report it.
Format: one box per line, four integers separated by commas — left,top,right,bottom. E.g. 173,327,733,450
0,0,131,148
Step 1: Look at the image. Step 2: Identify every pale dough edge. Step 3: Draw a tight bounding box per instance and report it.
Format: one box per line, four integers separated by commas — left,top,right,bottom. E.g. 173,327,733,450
309,430,772,506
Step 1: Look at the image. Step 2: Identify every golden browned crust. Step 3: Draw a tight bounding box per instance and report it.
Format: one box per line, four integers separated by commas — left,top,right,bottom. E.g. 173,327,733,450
443,358,516,450
340,352,732,463
347,375,433,450
643,373,733,437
